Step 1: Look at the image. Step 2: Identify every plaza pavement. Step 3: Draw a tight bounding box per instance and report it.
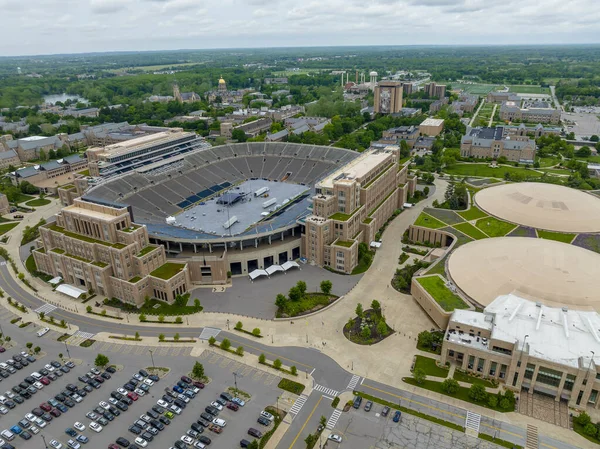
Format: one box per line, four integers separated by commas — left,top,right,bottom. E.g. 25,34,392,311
3,181,599,448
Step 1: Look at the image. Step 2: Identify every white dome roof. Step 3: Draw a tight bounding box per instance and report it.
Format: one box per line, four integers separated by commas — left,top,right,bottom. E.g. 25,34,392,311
369,71,378,76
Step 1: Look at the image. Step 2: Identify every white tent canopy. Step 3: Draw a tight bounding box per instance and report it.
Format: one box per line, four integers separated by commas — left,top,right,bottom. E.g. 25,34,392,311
55,284,87,299
370,241,382,248
281,260,300,271
265,265,284,276
48,276,62,285
248,269,269,280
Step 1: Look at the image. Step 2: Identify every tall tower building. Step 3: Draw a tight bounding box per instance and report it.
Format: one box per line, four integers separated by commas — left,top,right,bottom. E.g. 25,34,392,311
374,81,403,114
173,83,182,103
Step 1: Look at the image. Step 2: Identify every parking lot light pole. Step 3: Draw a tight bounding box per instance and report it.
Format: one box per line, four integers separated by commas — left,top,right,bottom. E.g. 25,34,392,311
63,340,71,359
233,371,242,396
149,349,155,369
41,434,48,449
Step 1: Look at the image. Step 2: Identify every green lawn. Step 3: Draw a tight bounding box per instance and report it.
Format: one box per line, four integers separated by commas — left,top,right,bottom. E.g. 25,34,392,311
452,222,489,240
416,276,469,312
150,262,186,280
475,217,516,237
449,83,498,95
14,193,35,203
403,377,510,413
536,156,561,168
537,230,576,243
507,85,550,94
423,208,465,225
414,213,446,229
538,169,571,175
453,370,496,388
414,356,449,378
0,222,18,236
139,298,202,316
457,206,488,221
25,198,51,207
444,163,543,179
351,249,375,275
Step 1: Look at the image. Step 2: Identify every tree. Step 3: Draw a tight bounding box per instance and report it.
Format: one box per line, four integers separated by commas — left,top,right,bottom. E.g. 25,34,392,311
221,338,231,350
86,305,92,313
320,415,327,428
576,411,592,427
173,333,180,342
159,334,165,342
423,186,430,197
231,129,247,142
376,319,388,336
236,346,244,356
60,319,65,327
418,330,433,349
584,423,598,437
488,396,498,408
208,336,216,345
252,328,261,337
247,440,259,449
320,280,332,295
34,346,40,354
39,311,45,320
361,326,370,339
413,368,426,385
139,313,146,322
576,146,592,157
158,314,165,323
370,300,381,313
273,358,282,370
18,273,24,281
58,353,63,359
194,298,201,309
441,378,459,394
288,286,302,302
95,354,109,367
275,293,288,309
135,331,140,340
192,362,205,379
101,309,107,316
175,316,183,324
355,303,364,319
26,342,33,350
296,280,307,296
499,398,511,410
290,366,297,375
259,353,266,364
468,384,488,402
590,135,599,142
235,321,243,330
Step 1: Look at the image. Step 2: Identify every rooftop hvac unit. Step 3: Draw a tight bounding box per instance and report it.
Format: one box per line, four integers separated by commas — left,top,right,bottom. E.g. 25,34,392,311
262,198,277,208
254,186,269,197
223,216,238,229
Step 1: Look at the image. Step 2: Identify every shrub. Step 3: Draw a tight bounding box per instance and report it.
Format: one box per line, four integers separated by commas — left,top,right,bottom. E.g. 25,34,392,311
101,309,107,316
584,423,598,437
278,378,305,395
468,384,488,402
208,336,216,346
499,398,511,410
221,338,231,350
259,353,266,364
173,333,180,342
576,411,591,427
320,280,332,295
236,346,244,356
135,331,140,340
252,328,261,337
235,321,243,330
158,314,165,323
355,303,364,319
158,334,165,342
413,368,426,385
139,313,147,322
441,378,459,395
488,396,498,408
273,359,282,370
175,316,183,324
290,366,297,375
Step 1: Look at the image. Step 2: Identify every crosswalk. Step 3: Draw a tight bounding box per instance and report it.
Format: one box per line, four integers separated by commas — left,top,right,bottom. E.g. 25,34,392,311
313,384,339,398
72,331,95,339
465,411,481,436
346,375,361,391
326,409,342,430
34,303,57,314
289,395,308,416
199,327,221,340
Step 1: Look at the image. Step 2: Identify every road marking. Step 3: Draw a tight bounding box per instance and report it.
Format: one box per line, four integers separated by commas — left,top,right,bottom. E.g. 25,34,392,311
310,368,315,375
326,409,342,429
199,327,221,340
289,395,308,416
34,303,57,315
72,330,95,340
322,395,334,401
288,396,322,449
313,384,338,397
346,375,361,390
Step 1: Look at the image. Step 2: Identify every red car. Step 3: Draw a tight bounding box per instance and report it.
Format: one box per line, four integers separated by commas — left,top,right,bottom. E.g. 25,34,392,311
49,408,61,417
108,445,120,449
227,402,239,411
193,381,205,389
40,403,52,412
0,347,5,353
181,376,192,384
40,377,50,385
127,391,138,401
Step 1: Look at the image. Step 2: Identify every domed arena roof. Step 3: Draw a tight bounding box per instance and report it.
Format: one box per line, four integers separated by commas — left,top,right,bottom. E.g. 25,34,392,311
474,182,600,233
447,237,600,312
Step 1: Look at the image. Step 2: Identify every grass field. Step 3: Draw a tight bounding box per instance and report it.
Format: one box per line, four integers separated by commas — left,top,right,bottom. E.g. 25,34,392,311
537,230,576,243
507,85,550,94
453,222,489,240
423,208,465,225
0,222,18,236
449,83,498,95
414,213,447,229
452,370,496,387
457,207,488,221
414,356,449,378
444,163,543,179
107,62,201,73
475,217,516,237
272,68,329,76
416,276,469,312
536,156,561,168
25,198,51,207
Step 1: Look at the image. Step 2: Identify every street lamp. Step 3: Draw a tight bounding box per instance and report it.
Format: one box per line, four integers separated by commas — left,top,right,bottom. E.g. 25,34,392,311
233,371,243,397
41,434,49,449
63,340,71,359
149,349,155,370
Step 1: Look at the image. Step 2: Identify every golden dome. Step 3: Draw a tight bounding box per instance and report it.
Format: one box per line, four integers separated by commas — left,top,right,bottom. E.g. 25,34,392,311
218,76,226,84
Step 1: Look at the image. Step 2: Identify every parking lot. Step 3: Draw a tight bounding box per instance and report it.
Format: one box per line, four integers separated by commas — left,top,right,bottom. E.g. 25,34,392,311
0,345,282,449
561,111,600,140
332,403,503,449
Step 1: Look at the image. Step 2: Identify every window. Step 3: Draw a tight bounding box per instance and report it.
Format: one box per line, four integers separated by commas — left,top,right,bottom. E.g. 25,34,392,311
524,363,535,380
535,366,562,388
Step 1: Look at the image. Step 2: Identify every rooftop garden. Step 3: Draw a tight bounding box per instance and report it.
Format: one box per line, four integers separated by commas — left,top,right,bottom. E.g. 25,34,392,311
65,253,91,263
129,276,142,283
416,276,469,312
334,240,354,248
150,262,186,280
329,206,361,222
91,261,108,268
121,224,141,233
78,169,90,176
474,216,516,237
137,245,158,257
50,248,65,254
413,212,446,229
48,224,127,249
60,184,76,190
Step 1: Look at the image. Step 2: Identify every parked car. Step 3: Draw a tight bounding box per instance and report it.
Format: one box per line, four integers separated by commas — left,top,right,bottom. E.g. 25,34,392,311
364,401,372,412
393,410,402,422
248,428,262,438
352,395,362,409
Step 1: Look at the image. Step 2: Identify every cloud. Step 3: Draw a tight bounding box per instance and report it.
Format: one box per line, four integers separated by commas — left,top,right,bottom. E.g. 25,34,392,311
0,0,598,55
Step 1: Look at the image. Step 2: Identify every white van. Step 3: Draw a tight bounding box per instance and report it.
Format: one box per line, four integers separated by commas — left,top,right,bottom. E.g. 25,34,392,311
37,327,50,337
212,418,227,428
1,429,14,440
0,396,7,405
0,363,7,370
31,372,42,380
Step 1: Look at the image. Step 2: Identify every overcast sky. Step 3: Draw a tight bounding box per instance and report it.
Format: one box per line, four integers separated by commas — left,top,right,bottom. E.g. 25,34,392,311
1,0,599,56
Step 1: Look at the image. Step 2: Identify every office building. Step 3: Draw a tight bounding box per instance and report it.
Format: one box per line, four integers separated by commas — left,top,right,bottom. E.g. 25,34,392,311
460,126,536,162
424,82,446,99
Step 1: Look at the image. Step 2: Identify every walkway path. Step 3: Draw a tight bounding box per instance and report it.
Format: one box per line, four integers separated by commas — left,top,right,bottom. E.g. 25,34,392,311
469,99,486,127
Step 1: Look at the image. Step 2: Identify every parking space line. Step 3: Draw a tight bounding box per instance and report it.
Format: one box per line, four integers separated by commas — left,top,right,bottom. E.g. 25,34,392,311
121,345,133,355
170,347,182,356
134,346,146,355
242,366,254,376
219,358,232,368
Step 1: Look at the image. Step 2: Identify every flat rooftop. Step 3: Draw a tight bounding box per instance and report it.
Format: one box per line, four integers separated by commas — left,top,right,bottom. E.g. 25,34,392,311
487,294,600,368
420,118,444,127
171,179,309,237
447,237,600,312
318,148,394,189
475,182,600,233
95,130,193,158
